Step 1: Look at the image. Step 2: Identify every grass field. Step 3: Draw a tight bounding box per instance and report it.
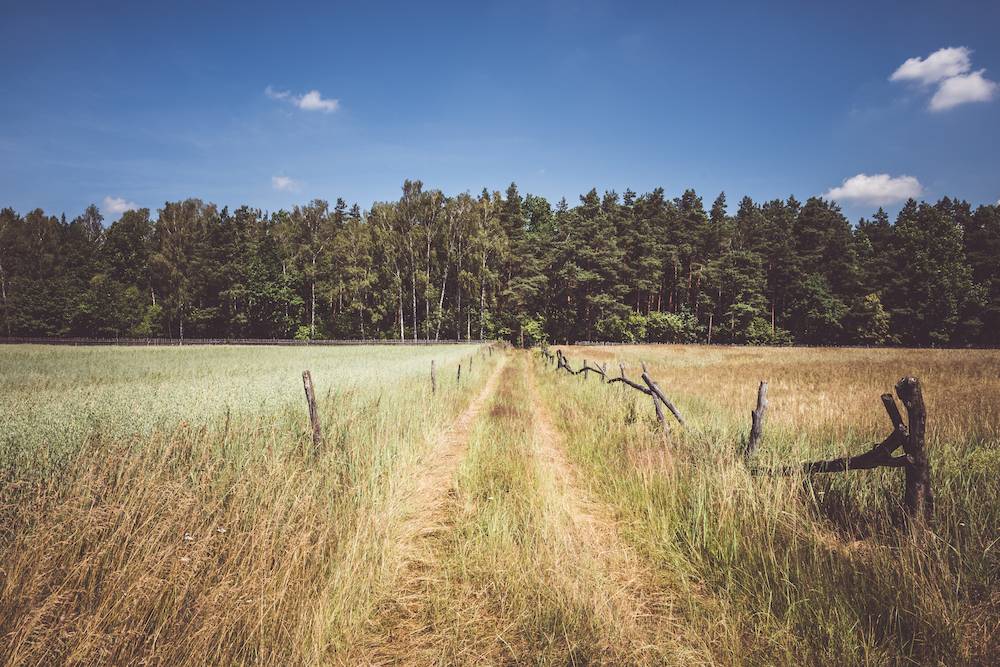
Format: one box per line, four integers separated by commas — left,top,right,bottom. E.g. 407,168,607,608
0,343,997,665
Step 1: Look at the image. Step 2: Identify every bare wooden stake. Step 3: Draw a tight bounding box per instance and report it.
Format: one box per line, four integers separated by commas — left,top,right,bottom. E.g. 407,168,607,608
896,376,932,522
302,370,323,454
745,381,768,458
457,363,462,384
431,360,436,394
651,394,666,430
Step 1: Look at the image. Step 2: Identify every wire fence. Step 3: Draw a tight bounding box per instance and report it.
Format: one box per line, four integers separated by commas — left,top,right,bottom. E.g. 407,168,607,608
0,337,491,347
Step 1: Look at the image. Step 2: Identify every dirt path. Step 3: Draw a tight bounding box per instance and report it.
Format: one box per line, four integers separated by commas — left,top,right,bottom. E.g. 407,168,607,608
356,354,508,664
525,360,688,662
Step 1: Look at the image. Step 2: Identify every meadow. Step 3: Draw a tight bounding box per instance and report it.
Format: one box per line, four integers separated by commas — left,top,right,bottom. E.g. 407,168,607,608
0,343,997,665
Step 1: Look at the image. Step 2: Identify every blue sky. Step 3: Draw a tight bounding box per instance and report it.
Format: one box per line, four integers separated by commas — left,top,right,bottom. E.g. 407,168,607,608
2,0,998,222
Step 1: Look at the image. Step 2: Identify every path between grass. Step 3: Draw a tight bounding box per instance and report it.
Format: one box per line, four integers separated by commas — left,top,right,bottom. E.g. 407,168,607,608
524,358,694,663
354,353,508,663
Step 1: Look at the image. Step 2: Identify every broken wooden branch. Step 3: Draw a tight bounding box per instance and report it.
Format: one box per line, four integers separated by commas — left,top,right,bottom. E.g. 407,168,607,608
760,430,909,475
607,363,653,395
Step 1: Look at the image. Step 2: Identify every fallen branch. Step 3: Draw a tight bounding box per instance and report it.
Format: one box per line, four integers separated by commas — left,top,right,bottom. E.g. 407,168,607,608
759,430,909,475
607,362,653,395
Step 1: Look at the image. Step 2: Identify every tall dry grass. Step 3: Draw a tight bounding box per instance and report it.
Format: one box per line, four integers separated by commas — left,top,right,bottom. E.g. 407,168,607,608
356,354,714,664
0,343,494,665
535,345,1000,665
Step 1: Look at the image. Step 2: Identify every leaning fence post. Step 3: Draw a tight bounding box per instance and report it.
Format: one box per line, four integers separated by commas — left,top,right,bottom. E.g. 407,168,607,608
895,377,932,522
431,360,437,394
640,362,685,426
302,370,323,454
745,381,768,458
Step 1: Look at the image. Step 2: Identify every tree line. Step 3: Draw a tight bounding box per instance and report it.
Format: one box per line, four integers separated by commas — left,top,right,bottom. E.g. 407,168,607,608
1,180,998,346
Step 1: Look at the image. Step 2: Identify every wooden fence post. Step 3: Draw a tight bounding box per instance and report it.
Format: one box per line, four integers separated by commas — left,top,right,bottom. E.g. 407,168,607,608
431,360,436,394
457,363,462,384
896,376,932,522
640,362,685,426
746,381,768,458
302,370,323,454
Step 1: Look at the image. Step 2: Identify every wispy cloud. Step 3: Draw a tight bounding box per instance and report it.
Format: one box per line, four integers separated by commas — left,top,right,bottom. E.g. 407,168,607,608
102,195,138,216
890,47,997,111
264,85,291,101
823,173,922,205
265,86,339,113
271,175,299,192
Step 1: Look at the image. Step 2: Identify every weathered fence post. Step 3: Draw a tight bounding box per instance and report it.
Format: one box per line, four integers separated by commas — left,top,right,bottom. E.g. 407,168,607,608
745,381,768,458
431,360,437,394
302,370,323,454
640,362,685,426
457,363,462,384
896,376,932,522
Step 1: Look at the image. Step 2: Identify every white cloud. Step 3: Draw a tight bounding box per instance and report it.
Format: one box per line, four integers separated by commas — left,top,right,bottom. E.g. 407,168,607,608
296,89,339,112
271,175,299,192
890,46,971,85
929,70,999,111
264,86,339,113
890,46,998,111
102,195,138,216
823,173,923,206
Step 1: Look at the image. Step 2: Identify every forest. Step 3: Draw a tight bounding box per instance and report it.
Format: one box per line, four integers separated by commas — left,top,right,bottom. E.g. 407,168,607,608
1,180,998,346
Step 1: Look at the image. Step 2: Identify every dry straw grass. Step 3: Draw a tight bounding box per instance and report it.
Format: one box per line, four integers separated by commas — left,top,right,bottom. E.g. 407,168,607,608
0,343,492,665
539,344,1000,665
1,343,997,665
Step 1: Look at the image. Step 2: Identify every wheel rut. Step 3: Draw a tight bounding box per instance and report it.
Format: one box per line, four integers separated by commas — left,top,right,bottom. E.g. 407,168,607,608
356,354,508,664
525,359,689,663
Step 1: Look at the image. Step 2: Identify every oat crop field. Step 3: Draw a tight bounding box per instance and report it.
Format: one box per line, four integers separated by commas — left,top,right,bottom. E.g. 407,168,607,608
0,343,997,665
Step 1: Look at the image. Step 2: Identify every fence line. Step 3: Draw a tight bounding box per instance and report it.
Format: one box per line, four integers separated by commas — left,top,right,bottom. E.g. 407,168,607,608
0,337,491,347
542,346,933,525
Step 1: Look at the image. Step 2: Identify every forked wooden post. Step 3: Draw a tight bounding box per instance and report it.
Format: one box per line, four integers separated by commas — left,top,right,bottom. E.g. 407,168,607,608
302,370,323,454
431,360,437,394
745,381,768,458
896,376,932,522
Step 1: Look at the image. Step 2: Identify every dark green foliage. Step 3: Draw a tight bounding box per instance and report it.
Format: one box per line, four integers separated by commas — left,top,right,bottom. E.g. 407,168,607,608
1,186,997,346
